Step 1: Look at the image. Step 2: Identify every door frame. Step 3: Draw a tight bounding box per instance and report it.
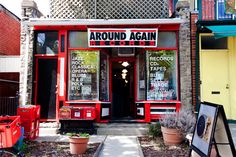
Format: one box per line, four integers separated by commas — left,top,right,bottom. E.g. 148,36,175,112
34,56,58,121
109,57,136,118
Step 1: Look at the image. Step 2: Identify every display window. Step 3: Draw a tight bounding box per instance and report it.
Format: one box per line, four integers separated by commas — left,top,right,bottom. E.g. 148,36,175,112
35,31,59,54
69,31,88,48
67,50,99,100
146,50,178,100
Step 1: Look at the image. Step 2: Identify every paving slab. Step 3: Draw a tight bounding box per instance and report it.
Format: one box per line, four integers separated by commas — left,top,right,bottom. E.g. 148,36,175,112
98,136,143,157
229,123,236,146
35,134,106,144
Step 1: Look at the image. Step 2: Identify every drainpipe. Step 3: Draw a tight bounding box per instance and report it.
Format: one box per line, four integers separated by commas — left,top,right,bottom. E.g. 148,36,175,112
194,0,197,11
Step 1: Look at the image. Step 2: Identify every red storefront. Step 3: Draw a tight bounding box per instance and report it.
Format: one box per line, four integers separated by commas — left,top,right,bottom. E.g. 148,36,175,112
28,19,182,123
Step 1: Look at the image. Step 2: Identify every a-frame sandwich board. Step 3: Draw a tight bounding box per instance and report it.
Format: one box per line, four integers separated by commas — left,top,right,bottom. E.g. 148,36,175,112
189,102,236,157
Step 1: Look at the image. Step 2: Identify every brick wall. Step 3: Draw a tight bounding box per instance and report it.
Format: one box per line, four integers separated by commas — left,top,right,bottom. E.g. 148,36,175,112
190,12,198,110
0,6,20,55
20,0,43,105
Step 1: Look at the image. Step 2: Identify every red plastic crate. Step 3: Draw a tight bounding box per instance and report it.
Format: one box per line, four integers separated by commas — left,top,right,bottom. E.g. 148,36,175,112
24,128,39,140
0,116,21,148
17,106,36,121
83,107,96,120
34,118,40,130
35,105,41,118
24,130,35,140
71,108,83,119
34,128,39,139
21,118,35,133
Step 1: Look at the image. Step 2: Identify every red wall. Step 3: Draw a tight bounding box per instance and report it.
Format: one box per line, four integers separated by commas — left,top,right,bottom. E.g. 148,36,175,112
0,7,20,55
0,6,20,97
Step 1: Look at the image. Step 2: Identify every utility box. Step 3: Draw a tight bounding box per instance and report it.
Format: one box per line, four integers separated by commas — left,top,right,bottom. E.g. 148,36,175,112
83,107,96,120
59,106,72,119
71,108,83,119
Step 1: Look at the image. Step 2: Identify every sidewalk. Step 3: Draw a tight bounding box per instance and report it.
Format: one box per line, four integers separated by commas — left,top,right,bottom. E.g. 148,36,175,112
35,135,143,157
98,136,143,157
36,123,236,157
35,134,106,143
229,123,236,145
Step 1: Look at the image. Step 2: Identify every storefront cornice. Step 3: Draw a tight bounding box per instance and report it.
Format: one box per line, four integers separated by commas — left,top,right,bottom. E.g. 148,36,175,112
24,18,184,26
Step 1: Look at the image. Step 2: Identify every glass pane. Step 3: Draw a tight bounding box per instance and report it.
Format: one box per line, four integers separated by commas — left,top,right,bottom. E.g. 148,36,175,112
136,53,145,100
201,36,227,49
100,52,109,101
36,32,58,54
69,31,88,48
158,32,176,48
146,50,178,100
68,50,99,100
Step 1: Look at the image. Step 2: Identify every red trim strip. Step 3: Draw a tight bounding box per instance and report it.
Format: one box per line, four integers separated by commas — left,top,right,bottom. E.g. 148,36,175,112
130,30,157,32
90,30,126,32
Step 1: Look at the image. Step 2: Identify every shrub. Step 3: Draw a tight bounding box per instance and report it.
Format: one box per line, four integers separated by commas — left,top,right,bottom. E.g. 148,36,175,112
148,122,162,138
159,108,196,136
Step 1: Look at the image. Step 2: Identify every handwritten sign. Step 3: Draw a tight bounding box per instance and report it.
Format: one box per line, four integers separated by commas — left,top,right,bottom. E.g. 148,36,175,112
68,50,99,100
147,50,177,100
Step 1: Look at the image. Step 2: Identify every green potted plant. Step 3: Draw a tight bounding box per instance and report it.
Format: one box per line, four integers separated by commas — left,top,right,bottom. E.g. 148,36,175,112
67,133,90,155
159,108,196,145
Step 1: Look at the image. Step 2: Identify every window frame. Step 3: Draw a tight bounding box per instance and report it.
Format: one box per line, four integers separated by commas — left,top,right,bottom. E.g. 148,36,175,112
34,31,59,55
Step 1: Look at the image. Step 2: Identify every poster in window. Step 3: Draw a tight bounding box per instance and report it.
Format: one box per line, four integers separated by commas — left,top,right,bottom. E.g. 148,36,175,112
225,0,236,14
68,50,99,100
146,50,177,100
82,85,92,95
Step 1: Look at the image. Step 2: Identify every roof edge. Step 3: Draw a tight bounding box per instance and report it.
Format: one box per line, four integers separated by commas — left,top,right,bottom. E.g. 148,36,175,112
0,4,21,21
23,18,184,26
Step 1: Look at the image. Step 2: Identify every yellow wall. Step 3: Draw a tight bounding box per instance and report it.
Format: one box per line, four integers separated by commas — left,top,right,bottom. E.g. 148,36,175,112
228,37,236,120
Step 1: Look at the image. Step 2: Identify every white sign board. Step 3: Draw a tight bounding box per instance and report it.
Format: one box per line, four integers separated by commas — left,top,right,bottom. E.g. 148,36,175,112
88,28,158,47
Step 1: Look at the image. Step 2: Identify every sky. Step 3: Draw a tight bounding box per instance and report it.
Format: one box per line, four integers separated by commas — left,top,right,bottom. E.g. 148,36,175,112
0,0,50,19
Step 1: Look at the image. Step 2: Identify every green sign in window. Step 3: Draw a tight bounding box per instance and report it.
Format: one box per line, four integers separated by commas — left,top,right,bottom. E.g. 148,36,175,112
68,50,99,100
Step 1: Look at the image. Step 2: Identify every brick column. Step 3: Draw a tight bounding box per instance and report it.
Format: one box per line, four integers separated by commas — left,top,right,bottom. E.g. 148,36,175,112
19,0,42,105
176,1,192,108
190,12,199,110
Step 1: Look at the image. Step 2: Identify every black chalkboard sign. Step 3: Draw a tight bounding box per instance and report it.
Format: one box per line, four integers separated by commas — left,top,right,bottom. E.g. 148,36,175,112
189,102,236,157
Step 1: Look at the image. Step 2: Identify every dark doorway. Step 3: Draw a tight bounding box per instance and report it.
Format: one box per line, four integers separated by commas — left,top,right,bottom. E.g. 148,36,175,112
112,61,134,119
36,58,57,119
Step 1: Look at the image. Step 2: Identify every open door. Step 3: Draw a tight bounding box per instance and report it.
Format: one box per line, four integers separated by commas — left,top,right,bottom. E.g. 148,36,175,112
111,60,135,120
35,58,58,120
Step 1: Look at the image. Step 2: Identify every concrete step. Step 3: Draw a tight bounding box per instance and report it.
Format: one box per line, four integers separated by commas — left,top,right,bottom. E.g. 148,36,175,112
95,123,148,136
39,128,58,136
39,122,59,136
38,122,149,136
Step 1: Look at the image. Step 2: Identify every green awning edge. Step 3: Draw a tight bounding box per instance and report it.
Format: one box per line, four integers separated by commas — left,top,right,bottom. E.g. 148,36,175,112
205,25,236,38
